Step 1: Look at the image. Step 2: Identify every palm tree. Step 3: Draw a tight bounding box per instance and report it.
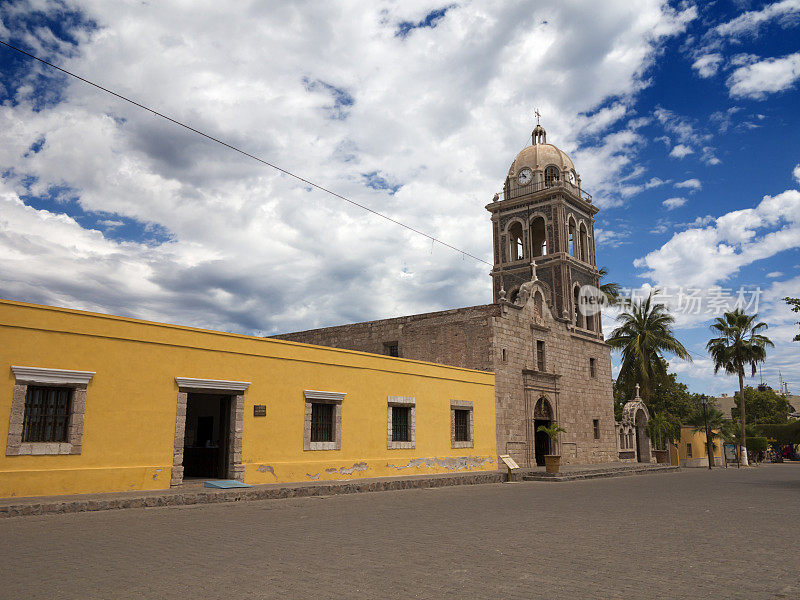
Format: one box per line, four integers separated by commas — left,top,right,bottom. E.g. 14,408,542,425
606,291,691,402
598,266,621,306
707,309,773,466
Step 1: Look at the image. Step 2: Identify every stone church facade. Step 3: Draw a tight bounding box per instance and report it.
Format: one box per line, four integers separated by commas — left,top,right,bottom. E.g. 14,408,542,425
275,123,619,467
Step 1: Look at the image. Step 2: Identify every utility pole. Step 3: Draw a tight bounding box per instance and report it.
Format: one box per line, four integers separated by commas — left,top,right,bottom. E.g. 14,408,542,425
701,394,712,470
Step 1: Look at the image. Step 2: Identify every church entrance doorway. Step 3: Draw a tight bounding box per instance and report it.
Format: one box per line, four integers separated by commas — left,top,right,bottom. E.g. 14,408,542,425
533,397,554,467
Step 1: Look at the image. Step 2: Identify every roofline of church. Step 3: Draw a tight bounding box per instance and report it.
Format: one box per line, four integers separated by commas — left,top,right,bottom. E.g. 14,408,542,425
271,303,499,338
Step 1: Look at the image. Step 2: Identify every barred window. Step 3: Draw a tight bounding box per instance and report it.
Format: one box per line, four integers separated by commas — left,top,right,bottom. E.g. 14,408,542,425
453,409,470,442
391,406,410,442
686,443,693,458
536,340,545,371
589,357,596,378
593,419,600,440
22,386,72,443
310,402,334,443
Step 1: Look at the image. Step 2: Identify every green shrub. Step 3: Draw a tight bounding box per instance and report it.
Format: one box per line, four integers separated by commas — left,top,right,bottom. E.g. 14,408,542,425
746,436,768,454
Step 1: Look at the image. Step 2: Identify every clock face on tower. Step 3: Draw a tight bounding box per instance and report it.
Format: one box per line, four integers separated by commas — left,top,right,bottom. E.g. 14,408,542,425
517,167,533,185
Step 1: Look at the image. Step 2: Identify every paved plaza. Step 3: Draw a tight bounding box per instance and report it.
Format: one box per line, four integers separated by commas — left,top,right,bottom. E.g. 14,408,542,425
2,465,798,599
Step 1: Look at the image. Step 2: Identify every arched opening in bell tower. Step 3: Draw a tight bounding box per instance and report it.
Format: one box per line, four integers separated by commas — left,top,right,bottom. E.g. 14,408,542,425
508,221,524,261
579,222,589,262
530,216,547,257
568,217,577,257
573,285,584,329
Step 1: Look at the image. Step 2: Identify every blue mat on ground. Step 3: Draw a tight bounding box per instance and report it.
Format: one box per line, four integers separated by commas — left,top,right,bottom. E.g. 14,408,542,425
204,480,252,489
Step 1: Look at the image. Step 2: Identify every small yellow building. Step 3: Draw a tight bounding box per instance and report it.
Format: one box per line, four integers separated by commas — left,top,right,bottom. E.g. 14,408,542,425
676,426,724,468
0,299,496,498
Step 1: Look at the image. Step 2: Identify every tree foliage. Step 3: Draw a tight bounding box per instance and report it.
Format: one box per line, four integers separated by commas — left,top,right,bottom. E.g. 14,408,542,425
607,292,691,403
648,359,699,423
730,386,791,424
646,411,682,448
755,421,800,445
598,266,621,306
707,309,773,381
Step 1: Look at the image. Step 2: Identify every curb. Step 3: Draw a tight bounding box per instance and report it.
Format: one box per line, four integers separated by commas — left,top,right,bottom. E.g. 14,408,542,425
522,465,680,482
0,471,505,518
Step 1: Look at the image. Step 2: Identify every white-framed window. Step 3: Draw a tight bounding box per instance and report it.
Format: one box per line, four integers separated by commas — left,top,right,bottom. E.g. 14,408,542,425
303,390,345,451
450,399,474,449
6,366,94,456
387,396,415,449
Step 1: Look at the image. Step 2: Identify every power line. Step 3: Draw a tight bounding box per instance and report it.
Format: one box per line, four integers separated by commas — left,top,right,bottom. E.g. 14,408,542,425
0,39,491,266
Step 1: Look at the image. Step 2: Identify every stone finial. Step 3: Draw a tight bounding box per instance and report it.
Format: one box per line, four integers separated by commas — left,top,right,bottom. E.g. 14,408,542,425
635,383,641,399
492,193,499,202
499,286,507,301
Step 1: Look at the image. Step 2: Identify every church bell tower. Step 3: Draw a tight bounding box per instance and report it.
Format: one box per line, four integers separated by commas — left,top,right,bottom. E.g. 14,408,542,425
486,118,603,335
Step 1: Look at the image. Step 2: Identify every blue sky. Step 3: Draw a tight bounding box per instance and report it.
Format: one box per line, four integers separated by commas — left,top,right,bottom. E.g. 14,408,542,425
0,0,798,396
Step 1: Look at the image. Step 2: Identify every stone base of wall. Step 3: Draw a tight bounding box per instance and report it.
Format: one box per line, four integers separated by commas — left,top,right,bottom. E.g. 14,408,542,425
0,471,505,518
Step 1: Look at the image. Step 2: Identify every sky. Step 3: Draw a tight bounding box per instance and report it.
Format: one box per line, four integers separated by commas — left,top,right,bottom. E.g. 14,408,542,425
0,0,798,397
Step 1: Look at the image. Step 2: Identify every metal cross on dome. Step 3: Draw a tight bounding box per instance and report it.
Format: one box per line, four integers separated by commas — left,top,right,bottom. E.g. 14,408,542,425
534,108,541,125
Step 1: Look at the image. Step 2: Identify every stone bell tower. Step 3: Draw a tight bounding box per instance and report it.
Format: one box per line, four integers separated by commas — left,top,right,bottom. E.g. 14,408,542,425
486,117,603,335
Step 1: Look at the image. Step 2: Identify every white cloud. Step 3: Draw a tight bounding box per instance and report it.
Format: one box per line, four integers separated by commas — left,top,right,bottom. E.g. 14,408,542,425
0,1,697,333
727,52,800,99
701,146,722,165
793,163,800,184
767,271,784,278
663,197,688,210
669,144,694,158
635,182,800,290
594,227,629,247
713,0,800,38
692,53,723,77
675,178,702,191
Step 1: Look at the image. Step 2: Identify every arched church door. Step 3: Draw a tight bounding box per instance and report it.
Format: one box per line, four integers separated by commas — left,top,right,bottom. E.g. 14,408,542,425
533,397,553,466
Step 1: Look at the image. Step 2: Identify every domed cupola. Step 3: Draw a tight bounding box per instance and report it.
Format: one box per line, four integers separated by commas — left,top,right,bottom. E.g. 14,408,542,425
508,120,580,189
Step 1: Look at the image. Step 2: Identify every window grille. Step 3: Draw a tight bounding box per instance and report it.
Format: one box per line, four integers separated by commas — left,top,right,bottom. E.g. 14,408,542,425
453,409,470,442
310,402,335,442
686,443,693,458
22,386,72,443
391,406,410,442
536,341,545,371
593,419,600,440
589,358,596,378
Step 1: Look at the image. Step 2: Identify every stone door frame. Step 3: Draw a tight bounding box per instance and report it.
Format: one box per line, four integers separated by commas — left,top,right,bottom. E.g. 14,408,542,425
171,377,250,486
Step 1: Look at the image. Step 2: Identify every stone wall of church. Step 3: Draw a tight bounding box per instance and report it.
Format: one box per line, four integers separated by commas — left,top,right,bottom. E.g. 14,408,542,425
272,305,498,372
490,294,618,467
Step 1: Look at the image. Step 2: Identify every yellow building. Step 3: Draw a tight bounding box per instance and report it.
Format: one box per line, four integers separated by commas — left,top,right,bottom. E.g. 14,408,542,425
0,299,496,498
675,426,724,468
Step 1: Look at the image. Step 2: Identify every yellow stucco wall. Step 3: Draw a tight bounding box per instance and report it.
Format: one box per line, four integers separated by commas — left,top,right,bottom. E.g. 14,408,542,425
677,426,723,467
0,300,496,498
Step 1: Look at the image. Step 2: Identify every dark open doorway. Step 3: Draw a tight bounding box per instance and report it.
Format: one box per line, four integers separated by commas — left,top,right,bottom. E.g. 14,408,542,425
534,419,552,466
183,393,231,479
533,396,554,466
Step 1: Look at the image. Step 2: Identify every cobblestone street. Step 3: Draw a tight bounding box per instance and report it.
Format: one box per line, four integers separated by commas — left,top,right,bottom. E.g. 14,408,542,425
2,465,798,599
